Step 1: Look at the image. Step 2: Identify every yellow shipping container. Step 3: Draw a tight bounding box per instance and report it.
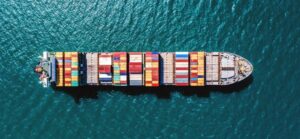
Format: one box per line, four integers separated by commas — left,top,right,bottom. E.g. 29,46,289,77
71,76,78,80
65,78,71,81
191,56,197,59
199,71,205,74
198,52,204,55
190,83,197,86
198,80,204,84
191,65,198,68
55,52,63,57
152,63,158,65
145,78,152,80
198,82,205,86
198,82,204,86
146,71,152,73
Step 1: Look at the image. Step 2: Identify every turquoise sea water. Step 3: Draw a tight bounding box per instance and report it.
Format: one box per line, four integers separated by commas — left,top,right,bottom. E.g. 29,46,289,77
0,0,299,138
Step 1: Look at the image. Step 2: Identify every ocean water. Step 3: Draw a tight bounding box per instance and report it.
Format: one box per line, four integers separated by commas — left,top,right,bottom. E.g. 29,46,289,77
0,0,299,138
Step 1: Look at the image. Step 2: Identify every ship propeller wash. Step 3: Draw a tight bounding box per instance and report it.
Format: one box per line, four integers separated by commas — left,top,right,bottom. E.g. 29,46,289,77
35,51,253,88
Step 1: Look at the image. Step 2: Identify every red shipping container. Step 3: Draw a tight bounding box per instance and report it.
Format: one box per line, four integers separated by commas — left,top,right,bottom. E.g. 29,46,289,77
152,84,159,86
175,75,189,78
175,83,189,86
175,59,188,62
175,67,188,70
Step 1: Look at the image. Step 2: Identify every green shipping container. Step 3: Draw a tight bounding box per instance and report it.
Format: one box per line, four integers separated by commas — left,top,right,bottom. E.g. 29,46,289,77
71,82,79,86
71,71,78,76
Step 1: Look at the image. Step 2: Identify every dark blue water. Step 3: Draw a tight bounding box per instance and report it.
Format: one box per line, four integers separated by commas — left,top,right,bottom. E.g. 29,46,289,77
0,0,299,138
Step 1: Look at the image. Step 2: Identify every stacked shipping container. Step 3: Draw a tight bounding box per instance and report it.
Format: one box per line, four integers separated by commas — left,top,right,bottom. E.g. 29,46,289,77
51,51,230,87
64,52,72,87
129,52,143,86
71,52,79,87
144,52,159,87
79,53,87,85
55,52,64,87
189,52,205,86
113,52,127,86
175,52,189,86
160,53,174,85
206,52,219,85
86,53,99,85
220,53,235,79
98,53,112,85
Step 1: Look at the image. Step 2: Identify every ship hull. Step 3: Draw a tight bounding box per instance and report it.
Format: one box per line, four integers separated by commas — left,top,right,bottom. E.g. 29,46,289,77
35,52,253,88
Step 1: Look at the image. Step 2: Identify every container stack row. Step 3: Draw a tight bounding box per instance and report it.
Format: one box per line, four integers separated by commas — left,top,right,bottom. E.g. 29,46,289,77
129,52,143,86
52,52,227,87
206,52,220,85
144,52,159,87
64,52,72,87
71,52,79,87
175,52,189,86
189,52,205,86
160,53,174,85
220,53,235,79
55,52,64,87
113,52,127,86
86,53,99,85
98,53,112,85
79,53,87,85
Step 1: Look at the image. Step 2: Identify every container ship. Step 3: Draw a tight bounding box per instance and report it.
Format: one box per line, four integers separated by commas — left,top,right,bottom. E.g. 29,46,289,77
35,52,253,88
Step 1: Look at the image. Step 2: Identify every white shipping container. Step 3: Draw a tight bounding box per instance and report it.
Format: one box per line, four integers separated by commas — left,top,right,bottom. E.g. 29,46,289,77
130,55,142,62
175,62,188,65
175,52,189,55
175,64,189,68
145,63,152,67
160,52,174,84
99,57,112,65
130,74,142,80
175,70,188,73
86,53,99,84
120,76,127,81
99,74,112,78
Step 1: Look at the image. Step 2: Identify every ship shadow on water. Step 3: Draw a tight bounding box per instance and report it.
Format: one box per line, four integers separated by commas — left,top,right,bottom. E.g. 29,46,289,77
53,75,253,104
